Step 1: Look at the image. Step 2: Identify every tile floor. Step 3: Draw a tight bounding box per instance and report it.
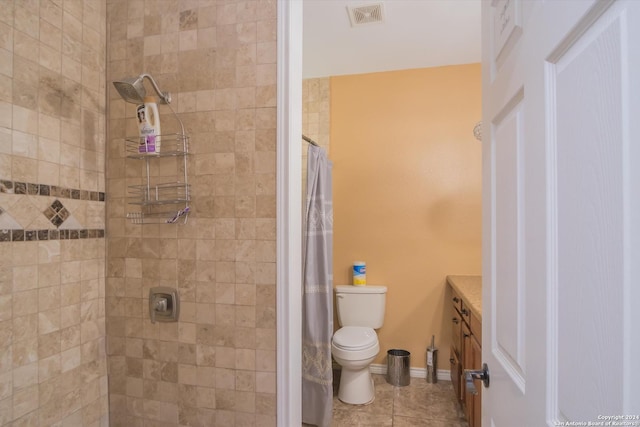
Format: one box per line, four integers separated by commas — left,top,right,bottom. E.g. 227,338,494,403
306,373,469,426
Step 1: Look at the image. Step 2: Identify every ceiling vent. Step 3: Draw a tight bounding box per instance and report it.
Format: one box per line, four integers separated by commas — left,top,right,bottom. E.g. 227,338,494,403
347,3,385,27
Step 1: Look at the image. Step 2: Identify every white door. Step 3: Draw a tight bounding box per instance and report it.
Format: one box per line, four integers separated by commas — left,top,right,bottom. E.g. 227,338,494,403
482,0,640,425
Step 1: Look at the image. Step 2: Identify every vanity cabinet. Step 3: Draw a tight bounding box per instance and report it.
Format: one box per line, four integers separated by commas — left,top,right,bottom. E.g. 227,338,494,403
448,277,482,427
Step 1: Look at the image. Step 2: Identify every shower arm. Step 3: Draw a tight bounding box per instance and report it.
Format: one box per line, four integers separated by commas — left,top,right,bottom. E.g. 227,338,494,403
141,73,172,105
138,74,186,137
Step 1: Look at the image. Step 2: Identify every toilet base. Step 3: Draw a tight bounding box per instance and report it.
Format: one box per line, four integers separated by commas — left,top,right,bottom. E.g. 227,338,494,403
337,366,375,405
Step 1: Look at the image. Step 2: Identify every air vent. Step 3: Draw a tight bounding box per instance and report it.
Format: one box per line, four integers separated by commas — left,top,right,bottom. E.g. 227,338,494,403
347,3,385,27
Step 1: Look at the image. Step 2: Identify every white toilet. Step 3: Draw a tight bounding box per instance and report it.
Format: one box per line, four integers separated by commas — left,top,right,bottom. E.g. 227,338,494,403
332,285,387,405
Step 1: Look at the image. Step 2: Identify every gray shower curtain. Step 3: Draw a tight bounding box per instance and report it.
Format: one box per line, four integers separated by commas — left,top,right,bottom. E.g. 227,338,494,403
302,145,333,427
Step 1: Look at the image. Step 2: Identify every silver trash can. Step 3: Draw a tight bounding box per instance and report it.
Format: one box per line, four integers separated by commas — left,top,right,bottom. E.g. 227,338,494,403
386,349,410,386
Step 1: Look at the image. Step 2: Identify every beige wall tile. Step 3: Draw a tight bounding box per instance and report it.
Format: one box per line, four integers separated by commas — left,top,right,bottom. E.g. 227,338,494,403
12,361,38,390
0,372,11,403
0,73,11,104
13,315,37,345
105,0,277,422
40,8,62,36
12,384,39,419
12,289,38,318
0,47,12,78
38,353,61,383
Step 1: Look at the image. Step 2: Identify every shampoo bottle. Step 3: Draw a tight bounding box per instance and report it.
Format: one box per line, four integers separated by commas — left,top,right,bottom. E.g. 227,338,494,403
136,96,161,154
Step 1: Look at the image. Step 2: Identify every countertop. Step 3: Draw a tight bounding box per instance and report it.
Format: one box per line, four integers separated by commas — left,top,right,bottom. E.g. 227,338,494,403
446,275,482,321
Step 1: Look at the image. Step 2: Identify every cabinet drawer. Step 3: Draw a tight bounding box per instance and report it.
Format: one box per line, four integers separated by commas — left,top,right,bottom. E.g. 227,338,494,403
470,311,482,343
451,288,463,313
460,300,471,324
452,311,462,358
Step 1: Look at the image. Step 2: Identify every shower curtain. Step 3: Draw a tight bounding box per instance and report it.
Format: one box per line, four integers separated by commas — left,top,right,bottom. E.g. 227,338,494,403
302,145,334,427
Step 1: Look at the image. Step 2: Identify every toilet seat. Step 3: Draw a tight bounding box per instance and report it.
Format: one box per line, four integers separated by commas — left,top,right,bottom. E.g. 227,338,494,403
332,326,377,351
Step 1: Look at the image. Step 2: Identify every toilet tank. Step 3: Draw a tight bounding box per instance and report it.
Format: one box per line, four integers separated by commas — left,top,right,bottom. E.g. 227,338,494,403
335,285,387,329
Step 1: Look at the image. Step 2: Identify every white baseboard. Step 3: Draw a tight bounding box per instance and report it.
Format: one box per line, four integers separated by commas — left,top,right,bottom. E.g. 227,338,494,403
369,363,451,382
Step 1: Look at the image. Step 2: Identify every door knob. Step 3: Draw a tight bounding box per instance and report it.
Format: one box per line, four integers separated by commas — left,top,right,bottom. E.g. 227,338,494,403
464,363,490,395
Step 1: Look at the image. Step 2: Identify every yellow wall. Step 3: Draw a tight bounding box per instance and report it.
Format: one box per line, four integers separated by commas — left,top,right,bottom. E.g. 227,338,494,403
331,64,482,368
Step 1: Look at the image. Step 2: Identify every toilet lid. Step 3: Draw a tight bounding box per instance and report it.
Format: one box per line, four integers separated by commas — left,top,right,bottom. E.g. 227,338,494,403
333,326,377,351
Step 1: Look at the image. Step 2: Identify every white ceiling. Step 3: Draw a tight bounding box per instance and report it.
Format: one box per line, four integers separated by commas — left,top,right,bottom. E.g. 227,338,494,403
302,0,481,78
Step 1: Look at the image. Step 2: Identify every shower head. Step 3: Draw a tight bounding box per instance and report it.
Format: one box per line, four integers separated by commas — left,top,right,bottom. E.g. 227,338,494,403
112,73,171,104
113,76,147,103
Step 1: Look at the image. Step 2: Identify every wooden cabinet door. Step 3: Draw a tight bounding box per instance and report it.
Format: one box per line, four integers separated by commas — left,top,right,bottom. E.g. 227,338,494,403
471,334,482,427
452,311,461,360
449,347,461,403
462,322,473,421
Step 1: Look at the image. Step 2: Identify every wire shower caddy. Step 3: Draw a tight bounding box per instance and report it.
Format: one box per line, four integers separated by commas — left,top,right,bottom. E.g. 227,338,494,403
125,133,191,224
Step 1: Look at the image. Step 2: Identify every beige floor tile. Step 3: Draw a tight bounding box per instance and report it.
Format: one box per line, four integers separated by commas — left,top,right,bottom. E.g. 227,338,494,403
304,373,468,426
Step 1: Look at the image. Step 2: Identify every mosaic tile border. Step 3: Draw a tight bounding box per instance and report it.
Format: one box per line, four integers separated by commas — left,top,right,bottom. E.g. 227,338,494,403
0,179,105,201
0,178,106,243
0,229,105,242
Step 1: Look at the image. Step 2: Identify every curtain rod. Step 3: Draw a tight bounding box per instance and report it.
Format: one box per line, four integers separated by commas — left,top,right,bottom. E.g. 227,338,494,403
302,134,319,146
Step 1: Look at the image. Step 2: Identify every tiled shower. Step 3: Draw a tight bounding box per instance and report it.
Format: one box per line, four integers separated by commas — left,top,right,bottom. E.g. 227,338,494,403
1,0,278,425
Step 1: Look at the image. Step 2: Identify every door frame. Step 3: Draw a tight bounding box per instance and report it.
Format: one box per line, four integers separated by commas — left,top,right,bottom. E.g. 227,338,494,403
276,1,303,425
